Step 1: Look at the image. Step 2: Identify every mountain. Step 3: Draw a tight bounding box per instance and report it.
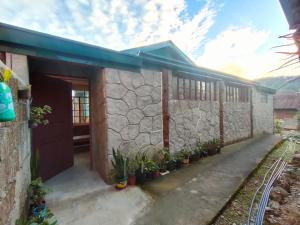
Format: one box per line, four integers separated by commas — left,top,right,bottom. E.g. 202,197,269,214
256,76,300,93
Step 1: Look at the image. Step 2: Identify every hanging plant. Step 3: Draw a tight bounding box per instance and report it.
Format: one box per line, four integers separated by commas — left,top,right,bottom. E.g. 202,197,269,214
29,105,52,128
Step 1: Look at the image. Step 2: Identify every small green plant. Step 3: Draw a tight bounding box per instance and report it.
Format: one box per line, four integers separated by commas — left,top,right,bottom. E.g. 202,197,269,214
16,208,57,225
29,178,51,207
156,148,170,171
274,119,283,134
31,149,40,180
144,160,159,174
296,112,300,121
30,105,52,126
194,139,205,156
134,151,149,175
127,154,139,176
179,147,191,159
111,148,128,183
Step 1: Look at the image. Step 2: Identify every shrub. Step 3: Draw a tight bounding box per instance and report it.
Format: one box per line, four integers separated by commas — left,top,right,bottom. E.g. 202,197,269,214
111,148,128,183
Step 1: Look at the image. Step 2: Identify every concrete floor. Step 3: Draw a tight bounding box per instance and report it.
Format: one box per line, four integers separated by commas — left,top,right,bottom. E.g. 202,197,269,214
44,134,281,225
45,152,152,225
133,134,282,225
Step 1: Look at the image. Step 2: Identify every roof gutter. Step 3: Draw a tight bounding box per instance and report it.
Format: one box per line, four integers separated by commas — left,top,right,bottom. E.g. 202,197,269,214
0,23,142,69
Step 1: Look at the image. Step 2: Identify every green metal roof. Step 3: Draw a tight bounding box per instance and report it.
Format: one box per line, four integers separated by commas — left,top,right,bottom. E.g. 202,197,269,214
122,40,195,65
0,23,276,93
0,22,142,69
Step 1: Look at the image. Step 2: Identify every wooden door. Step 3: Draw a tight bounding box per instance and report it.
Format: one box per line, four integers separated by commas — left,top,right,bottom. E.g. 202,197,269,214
31,74,73,181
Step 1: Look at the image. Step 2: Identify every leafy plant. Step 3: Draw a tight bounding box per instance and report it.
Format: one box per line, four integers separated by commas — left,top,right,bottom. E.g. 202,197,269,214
179,147,191,159
31,149,40,180
194,139,205,156
156,148,170,171
29,178,51,207
30,105,52,126
134,151,149,175
127,154,139,175
144,160,159,174
111,148,128,182
16,208,57,225
274,119,283,134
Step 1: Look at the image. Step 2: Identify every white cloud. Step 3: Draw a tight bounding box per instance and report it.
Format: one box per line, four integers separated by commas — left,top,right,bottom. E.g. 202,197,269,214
197,26,300,79
0,0,216,55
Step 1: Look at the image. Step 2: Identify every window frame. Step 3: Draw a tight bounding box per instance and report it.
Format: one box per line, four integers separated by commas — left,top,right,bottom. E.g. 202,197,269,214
72,90,90,125
172,73,218,101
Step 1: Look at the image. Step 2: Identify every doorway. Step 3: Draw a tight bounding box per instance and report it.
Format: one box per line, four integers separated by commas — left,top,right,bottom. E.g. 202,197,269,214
29,57,109,182
30,73,92,181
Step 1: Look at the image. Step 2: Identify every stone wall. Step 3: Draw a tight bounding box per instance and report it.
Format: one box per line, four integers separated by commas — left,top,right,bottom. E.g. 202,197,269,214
223,102,251,144
0,54,31,225
105,68,163,159
252,88,274,135
168,74,220,153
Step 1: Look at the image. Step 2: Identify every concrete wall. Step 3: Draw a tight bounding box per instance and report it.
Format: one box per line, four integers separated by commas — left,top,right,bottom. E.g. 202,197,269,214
105,68,163,158
90,69,109,181
0,54,31,225
252,88,274,134
168,74,220,153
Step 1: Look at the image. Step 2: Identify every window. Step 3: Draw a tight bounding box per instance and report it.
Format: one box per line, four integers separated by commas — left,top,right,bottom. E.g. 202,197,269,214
173,75,217,101
225,84,249,103
72,90,89,124
260,93,268,103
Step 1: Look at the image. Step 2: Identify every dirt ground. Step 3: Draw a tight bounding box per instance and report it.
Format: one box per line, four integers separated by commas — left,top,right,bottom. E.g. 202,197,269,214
264,149,300,225
212,140,300,225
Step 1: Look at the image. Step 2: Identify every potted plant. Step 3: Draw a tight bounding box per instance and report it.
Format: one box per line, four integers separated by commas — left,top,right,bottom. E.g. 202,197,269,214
204,138,221,156
156,148,169,172
180,147,191,165
29,178,50,211
174,151,183,169
166,154,177,171
135,151,148,184
18,84,31,100
29,105,52,128
145,160,160,178
214,138,222,153
111,148,128,190
191,139,205,160
127,155,138,186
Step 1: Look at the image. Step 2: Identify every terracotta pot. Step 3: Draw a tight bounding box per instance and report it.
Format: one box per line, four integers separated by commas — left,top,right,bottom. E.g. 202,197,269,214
153,171,160,178
181,158,189,164
128,175,136,186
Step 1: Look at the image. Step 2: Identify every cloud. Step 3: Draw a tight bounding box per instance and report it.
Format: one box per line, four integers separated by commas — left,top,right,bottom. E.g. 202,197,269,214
197,26,300,79
0,0,216,56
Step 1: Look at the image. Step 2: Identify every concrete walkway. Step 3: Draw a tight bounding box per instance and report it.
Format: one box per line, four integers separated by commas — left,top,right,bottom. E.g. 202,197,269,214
133,134,281,225
45,153,152,225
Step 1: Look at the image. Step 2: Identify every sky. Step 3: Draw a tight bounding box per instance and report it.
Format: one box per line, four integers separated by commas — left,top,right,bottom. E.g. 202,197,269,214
0,0,299,80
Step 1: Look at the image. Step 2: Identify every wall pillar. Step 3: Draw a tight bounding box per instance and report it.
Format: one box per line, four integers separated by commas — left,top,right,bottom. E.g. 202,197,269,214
162,68,170,149
250,88,254,138
219,81,225,146
90,68,109,182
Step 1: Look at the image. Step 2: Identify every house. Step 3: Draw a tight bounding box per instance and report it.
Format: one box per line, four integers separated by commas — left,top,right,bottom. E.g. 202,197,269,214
0,23,275,224
274,92,300,130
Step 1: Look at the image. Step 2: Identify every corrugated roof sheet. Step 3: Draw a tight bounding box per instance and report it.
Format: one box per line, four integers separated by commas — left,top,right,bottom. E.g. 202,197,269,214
274,93,300,109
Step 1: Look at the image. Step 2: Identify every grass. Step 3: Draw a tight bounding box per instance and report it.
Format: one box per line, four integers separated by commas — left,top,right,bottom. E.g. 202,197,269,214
213,140,299,225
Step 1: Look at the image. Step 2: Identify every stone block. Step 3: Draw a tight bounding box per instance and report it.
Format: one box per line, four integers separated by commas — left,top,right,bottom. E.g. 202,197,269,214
127,109,144,124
